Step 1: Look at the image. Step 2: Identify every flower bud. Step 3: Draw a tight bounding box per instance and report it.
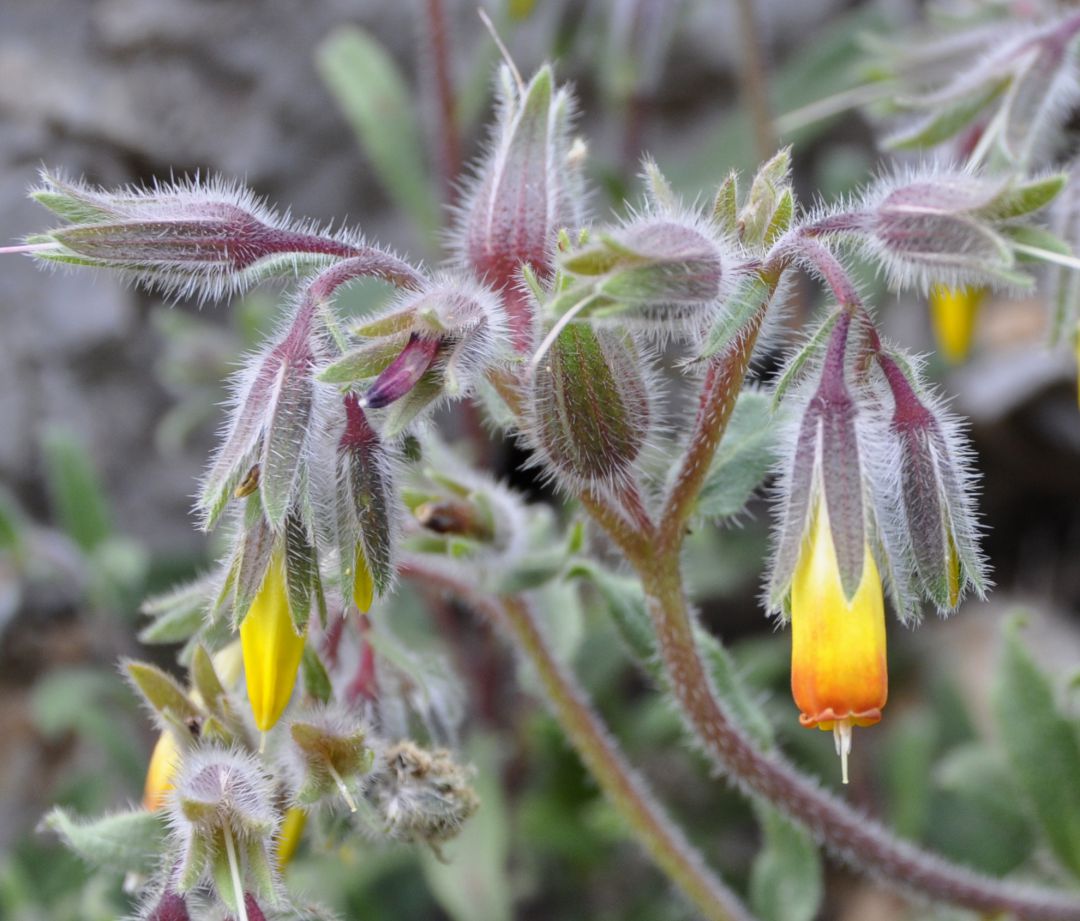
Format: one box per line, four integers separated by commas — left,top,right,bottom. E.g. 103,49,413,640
29,171,364,303
790,497,887,784
240,553,308,733
560,215,726,331
200,308,316,530
144,891,191,921
852,170,1062,294
290,709,374,810
334,393,396,613
320,276,507,435
275,807,307,869
929,284,984,364
877,352,988,613
170,748,278,901
369,741,479,847
457,65,585,351
529,324,651,485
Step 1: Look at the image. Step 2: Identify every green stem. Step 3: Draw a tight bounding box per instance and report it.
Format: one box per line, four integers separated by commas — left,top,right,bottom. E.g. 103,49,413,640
402,560,754,921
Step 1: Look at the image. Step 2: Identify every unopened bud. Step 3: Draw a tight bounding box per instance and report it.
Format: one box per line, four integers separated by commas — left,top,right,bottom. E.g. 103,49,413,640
362,333,441,409
145,891,191,921
529,324,650,485
458,65,584,351
29,171,363,303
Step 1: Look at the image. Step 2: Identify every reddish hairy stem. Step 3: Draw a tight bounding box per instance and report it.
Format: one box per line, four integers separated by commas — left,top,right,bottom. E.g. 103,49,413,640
421,0,462,206
638,556,1080,921
400,560,754,921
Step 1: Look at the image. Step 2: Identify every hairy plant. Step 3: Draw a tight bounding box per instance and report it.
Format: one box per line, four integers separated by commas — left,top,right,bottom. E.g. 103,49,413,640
10,5,1080,921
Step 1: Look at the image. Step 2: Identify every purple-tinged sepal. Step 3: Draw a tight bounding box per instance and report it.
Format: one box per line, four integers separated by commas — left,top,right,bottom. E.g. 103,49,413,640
768,311,880,610
331,393,398,613
875,350,989,614
456,64,585,352
26,171,370,303
319,275,508,436
840,168,1065,295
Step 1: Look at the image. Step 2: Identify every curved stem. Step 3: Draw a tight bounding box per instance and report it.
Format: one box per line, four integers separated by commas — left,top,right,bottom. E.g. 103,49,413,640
401,560,755,921
637,556,1080,921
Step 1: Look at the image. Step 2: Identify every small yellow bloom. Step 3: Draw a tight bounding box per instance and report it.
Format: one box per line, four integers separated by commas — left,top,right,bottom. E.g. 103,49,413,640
790,500,888,784
352,545,374,614
142,730,181,811
276,806,307,868
241,554,307,733
929,284,985,364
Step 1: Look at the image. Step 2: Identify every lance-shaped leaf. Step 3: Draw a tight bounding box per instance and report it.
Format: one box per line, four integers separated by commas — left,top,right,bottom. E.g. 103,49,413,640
233,497,275,627
259,349,314,529
337,393,396,607
530,324,650,485
283,512,317,632
190,645,228,718
43,807,168,876
713,171,739,236
200,356,280,529
301,646,333,705
994,617,1080,879
740,148,793,249
126,660,201,725
699,273,773,359
139,572,217,644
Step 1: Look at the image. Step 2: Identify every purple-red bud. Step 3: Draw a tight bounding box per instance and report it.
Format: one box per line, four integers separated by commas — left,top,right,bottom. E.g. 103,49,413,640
362,333,442,409
146,892,191,921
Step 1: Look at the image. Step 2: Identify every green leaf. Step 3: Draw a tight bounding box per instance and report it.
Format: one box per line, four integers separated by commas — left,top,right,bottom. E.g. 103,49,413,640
699,274,773,360
190,645,227,716
930,742,1034,875
993,616,1080,878
1003,224,1072,260
42,807,168,876
763,187,794,248
125,660,200,724
772,311,841,409
887,80,1007,150
318,337,409,384
316,27,437,236
712,172,739,235
980,174,1066,222
41,427,111,552
749,807,823,921
302,644,333,704
881,710,937,841
695,391,780,520
566,562,654,662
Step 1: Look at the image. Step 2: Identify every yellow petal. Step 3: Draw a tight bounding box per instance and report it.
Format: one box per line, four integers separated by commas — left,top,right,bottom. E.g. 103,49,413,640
929,284,984,365
352,545,375,614
790,500,888,732
241,555,307,732
142,730,181,811
276,806,307,868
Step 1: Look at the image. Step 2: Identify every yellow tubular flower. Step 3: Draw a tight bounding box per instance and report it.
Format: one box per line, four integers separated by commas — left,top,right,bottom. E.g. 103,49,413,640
276,806,307,868
790,500,888,784
929,284,985,364
241,555,307,733
352,545,374,614
142,730,180,811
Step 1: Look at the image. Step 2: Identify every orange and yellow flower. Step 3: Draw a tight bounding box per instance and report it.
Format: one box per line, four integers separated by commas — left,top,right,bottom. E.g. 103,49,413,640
790,499,888,783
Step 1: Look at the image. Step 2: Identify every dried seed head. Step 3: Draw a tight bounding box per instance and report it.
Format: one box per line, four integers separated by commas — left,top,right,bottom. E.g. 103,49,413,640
368,741,479,847
289,707,374,810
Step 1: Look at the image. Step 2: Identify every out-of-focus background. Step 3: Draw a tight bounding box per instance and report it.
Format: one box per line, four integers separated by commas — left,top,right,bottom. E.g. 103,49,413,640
1,1,1079,920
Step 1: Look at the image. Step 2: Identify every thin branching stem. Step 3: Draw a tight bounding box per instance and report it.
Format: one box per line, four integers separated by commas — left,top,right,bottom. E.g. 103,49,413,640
421,0,461,207
400,559,755,921
732,0,777,160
